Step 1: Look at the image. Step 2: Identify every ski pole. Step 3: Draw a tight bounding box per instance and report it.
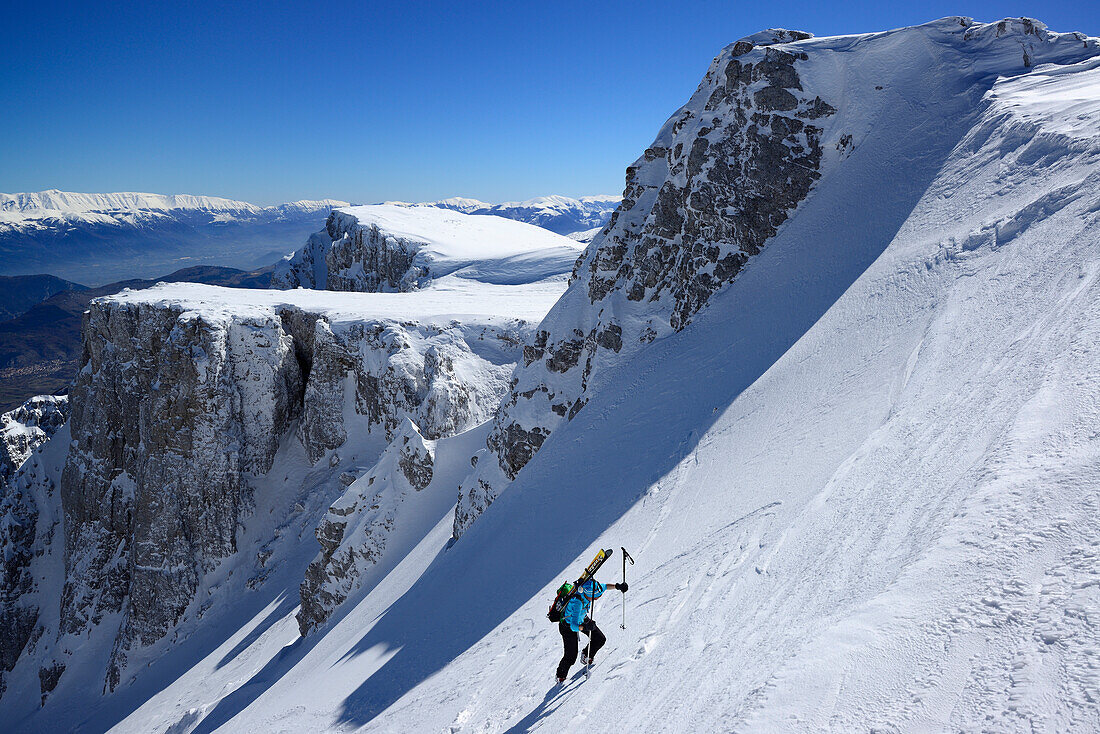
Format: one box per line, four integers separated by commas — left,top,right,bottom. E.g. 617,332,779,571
621,547,633,630
586,581,594,678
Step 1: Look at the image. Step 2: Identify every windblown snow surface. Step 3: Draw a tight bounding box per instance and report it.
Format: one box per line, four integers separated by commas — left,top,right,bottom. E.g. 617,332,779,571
12,18,1100,733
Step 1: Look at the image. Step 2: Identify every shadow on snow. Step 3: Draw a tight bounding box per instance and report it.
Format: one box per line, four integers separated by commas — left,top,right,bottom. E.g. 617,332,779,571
330,72,986,728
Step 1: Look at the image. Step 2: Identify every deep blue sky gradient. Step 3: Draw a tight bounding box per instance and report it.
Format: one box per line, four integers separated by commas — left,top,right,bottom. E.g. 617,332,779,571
2,1,1096,205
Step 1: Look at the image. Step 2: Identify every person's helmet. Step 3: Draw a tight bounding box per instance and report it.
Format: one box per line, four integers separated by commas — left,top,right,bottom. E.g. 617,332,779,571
557,582,573,596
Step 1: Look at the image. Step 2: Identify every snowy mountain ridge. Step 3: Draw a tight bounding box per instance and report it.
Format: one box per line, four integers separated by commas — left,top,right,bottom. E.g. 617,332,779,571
453,14,1100,535
0,192,354,286
1,15,1099,733
0,190,349,225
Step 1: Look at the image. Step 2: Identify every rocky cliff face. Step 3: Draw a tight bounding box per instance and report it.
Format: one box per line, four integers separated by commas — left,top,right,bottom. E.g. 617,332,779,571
60,297,305,691
274,213,424,291
0,396,69,699
453,29,841,535
49,284,536,694
0,419,68,702
297,315,523,464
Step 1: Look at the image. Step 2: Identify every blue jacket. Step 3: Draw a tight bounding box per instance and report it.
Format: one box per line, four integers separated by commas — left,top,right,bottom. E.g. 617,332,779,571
562,579,605,631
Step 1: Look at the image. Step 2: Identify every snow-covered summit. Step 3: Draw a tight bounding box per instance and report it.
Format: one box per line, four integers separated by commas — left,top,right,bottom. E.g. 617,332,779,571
414,196,491,213
734,27,814,50
331,204,580,266
273,203,585,291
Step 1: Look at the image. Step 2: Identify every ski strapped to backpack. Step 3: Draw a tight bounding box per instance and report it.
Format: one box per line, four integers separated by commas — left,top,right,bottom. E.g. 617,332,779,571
548,548,614,623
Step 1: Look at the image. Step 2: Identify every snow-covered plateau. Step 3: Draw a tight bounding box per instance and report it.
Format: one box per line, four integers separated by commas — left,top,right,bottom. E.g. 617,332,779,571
388,195,620,235
1,15,1099,733
272,204,585,291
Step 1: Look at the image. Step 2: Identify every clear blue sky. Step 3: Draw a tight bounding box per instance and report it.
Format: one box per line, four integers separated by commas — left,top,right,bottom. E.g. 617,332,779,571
2,1,1096,205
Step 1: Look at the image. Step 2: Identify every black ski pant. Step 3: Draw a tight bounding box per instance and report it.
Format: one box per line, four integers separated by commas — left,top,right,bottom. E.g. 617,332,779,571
557,618,605,679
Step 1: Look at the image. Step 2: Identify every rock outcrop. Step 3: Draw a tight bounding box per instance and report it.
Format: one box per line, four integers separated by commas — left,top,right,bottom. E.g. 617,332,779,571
54,283,539,692
61,296,305,690
298,418,437,634
297,316,523,464
453,28,840,535
0,396,69,490
0,421,68,702
452,17,1099,538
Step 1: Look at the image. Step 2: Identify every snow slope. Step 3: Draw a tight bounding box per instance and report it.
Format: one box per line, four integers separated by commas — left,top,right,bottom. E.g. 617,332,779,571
9,17,1100,734
0,271,568,724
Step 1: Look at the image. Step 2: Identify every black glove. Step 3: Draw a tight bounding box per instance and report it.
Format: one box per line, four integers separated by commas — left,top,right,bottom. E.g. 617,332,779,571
618,582,628,593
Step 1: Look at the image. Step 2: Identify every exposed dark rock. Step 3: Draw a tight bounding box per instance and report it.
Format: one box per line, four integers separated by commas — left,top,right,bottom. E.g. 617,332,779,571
488,422,549,480
398,434,434,490
545,337,584,373
596,324,623,353
38,661,64,703
755,86,799,112
297,419,437,634
455,29,839,536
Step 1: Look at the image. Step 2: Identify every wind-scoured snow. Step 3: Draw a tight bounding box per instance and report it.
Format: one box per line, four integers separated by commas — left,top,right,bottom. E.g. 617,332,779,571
6,16,1100,734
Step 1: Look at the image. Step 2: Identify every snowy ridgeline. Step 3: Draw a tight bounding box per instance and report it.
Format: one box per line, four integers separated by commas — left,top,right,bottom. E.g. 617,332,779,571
0,191,351,228
3,15,1100,733
0,190,613,286
451,15,1100,535
0,192,354,285
272,204,586,291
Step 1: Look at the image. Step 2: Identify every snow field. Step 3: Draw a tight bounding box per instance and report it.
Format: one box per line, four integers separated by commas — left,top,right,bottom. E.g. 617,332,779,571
5,17,1100,734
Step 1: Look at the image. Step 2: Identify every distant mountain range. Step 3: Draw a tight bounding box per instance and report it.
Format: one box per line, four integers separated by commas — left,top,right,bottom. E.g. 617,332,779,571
0,191,350,286
389,194,619,235
0,191,617,286
0,191,618,410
